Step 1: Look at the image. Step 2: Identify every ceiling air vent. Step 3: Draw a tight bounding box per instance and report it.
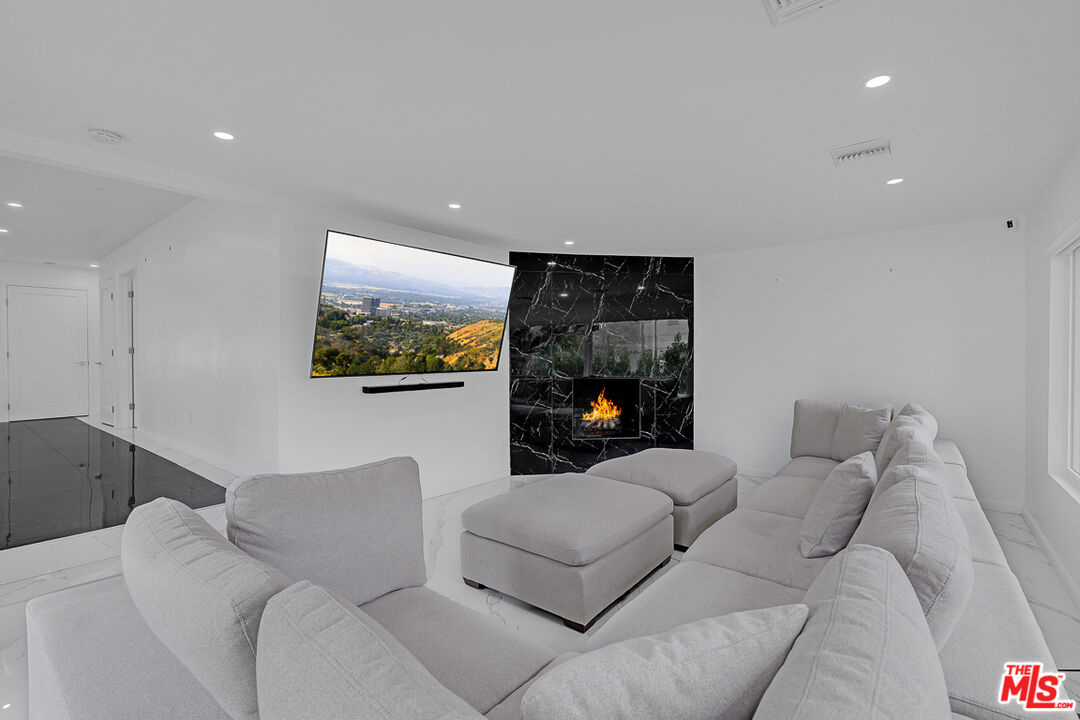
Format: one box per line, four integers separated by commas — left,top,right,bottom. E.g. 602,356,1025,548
762,0,840,25
829,138,892,167
87,128,126,145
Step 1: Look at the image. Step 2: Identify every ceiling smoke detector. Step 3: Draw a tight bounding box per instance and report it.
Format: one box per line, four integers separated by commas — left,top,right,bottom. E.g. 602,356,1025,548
87,128,126,144
829,138,892,167
762,0,840,25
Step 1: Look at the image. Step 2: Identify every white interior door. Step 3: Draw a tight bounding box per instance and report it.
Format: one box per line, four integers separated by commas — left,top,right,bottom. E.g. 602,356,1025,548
8,286,89,420
99,283,115,425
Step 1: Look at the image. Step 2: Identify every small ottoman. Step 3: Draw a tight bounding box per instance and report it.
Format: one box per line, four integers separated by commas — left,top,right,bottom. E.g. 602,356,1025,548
587,448,737,550
460,474,673,632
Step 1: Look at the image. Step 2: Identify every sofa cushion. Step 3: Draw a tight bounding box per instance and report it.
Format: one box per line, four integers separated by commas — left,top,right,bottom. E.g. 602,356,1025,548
754,545,952,720
25,575,232,720
485,653,580,720
362,586,555,714
586,448,736,505
582,560,806,650
257,581,482,720
850,474,974,649
790,399,843,459
831,404,892,462
939,562,1073,720
799,451,877,558
899,402,939,438
740,475,825,519
775,456,839,480
952,499,1008,567
934,439,967,470
121,498,292,720
683,508,830,589
461,474,672,566
522,604,808,720
226,456,426,606
875,416,932,475
887,435,947,473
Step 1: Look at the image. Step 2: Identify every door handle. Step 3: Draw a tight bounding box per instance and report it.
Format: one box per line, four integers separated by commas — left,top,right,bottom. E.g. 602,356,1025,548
75,361,89,366
94,361,103,366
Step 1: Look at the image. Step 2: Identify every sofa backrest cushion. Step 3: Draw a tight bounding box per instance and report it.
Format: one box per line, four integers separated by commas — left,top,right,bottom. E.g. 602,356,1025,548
521,604,808,720
121,498,292,720
850,473,973,649
226,457,426,606
754,545,952,720
875,416,932,476
831,404,892,462
899,402,939,440
258,581,482,720
790,399,892,462
799,451,877,558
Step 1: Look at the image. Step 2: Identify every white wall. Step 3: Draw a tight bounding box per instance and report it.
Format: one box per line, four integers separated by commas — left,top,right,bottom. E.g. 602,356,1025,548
695,216,1027,509
1025,138,1080,591
100,199,281,474
0,261,100,421
276,208,510,499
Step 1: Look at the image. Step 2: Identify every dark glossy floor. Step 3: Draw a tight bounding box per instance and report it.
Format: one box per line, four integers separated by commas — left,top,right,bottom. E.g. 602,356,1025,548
0,417,226,549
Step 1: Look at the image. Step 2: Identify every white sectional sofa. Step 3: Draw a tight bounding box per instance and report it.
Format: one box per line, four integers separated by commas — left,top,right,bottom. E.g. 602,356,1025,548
25,400,1073,719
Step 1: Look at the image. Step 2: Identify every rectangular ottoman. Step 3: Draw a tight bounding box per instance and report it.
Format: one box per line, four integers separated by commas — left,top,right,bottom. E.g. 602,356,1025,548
460,474,673,632
587,448,738,549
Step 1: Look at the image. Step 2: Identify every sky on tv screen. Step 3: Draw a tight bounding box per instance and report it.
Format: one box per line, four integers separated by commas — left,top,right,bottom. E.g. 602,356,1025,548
311,232,515,377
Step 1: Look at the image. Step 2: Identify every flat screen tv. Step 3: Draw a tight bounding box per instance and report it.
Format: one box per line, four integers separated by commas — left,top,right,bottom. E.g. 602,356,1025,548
311,230,516,377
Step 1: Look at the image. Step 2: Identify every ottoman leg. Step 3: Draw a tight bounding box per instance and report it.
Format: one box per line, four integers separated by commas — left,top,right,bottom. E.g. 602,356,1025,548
562,555,672,634
463,577,486,590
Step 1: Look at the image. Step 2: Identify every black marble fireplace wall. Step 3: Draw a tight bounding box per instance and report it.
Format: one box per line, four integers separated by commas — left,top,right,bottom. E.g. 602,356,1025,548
508,252,694,474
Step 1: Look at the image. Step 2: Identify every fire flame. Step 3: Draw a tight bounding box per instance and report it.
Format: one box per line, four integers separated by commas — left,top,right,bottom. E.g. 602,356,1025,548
582,387,622,422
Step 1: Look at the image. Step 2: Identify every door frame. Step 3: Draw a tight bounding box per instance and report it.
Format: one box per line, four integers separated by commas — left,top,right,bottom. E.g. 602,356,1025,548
99,277,116,426
116,269,137,429
5,283,91,421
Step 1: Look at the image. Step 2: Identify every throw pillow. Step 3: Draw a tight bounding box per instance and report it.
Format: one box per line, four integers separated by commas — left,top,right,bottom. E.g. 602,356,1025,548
799,451,877,558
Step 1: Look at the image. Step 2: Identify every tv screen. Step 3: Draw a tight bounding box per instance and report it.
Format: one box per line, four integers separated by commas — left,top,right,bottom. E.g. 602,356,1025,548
311,231,516,377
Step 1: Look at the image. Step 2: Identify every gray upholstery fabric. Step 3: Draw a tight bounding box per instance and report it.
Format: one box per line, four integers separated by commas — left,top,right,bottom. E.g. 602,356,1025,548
886,436,947,473
899,402,940,439
799,451,877,558
934,439,967,470
257,581,482,720
582,560,805,651
944,463,979,501
586,448,737,505
460,516,673,625
522,604,808,720
226,457,426,606
361,586,556,714
684,508,830,589
26,576,232,720
790,399,843,459
775,456,839,480
121,498,291,720
850,474,974,649
461,474,672,566
672,478,737,547
483,653,579,720
953,498,1008,567
875,416,932,475
754,545,952,720
831,404,892,462
739,475,825,519
940,562,1074,720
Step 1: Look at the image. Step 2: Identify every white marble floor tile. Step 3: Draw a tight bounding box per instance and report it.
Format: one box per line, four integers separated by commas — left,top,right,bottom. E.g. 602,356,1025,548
0,602,28,720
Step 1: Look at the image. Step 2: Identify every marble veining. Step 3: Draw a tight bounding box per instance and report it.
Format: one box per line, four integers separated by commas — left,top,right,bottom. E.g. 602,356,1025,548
508,253,694,475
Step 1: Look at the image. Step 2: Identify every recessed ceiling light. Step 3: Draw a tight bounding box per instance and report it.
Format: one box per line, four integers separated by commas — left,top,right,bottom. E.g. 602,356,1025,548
865,75,891,88
2,703,10,709
6,202,22,208
89,263,100,268
448,203,462,209
886,177,904,185
0,229,7,234
213,131,235,141
563,240,575,246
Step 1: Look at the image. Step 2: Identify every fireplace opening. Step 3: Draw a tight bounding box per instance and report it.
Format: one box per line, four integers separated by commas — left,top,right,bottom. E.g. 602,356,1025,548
573,377,641,439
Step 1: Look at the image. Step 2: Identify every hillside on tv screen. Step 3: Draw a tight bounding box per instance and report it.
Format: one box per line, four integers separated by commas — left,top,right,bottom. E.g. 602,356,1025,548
311,231,516,377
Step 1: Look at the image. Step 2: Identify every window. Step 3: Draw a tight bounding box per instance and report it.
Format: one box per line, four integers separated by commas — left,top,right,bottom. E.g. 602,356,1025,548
1048,217,1080,499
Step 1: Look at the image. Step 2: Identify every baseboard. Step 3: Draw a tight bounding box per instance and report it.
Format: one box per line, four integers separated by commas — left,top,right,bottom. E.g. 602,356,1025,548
1023,506,1080,617
133,427,251,478
980,500,1024,514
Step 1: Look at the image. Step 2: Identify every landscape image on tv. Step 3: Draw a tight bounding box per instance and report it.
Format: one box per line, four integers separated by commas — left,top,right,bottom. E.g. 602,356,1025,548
311,231,516,377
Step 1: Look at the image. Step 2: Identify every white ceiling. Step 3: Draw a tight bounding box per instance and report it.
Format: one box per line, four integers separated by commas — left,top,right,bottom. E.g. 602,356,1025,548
0,156,192,265
0,0,1078,255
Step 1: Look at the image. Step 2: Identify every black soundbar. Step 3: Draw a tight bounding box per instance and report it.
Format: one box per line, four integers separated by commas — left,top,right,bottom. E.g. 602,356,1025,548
362,381,465,394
